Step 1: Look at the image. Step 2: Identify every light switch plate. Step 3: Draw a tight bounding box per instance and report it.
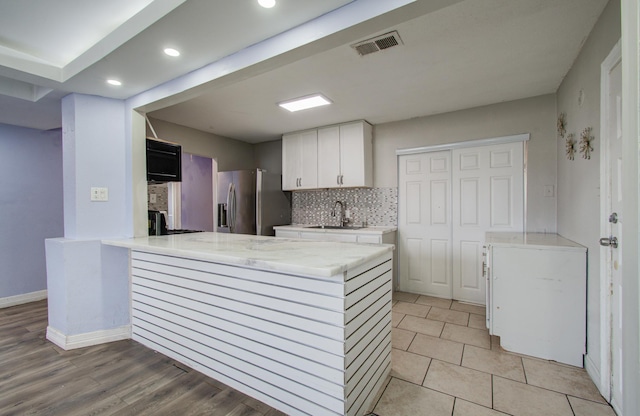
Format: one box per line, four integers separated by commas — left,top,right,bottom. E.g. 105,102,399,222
91,187,109,201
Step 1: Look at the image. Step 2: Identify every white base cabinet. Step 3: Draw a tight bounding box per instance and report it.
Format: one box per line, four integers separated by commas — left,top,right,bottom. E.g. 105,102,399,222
485,232,587,367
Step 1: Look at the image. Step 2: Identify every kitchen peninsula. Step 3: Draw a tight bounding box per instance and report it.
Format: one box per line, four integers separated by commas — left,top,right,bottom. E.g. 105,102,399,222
103,232,393,416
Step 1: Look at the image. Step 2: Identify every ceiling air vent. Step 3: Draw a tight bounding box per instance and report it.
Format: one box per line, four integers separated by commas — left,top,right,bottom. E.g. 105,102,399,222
351,31,403,56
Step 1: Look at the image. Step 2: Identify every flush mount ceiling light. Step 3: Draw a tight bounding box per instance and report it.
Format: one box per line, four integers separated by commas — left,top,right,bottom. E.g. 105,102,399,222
107,79,122,86
258,0,276,8
278,94,331,112
164,48,180,57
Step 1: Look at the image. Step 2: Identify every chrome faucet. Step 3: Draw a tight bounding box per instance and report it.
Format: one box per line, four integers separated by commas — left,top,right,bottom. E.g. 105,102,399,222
331,200,350,227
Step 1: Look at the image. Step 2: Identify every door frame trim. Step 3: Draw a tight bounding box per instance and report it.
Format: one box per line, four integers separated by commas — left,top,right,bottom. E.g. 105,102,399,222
396,133,530,156
598,38,622,402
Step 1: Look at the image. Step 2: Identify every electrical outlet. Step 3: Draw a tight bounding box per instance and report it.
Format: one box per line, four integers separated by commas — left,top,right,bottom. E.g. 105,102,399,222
150,193,157,203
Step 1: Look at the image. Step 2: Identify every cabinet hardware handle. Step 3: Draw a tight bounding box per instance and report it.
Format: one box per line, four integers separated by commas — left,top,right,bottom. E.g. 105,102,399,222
337,175,340,185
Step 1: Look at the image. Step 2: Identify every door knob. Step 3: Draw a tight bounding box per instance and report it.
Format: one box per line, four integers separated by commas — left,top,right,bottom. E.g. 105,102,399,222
600,236,618,248
609,212,618,223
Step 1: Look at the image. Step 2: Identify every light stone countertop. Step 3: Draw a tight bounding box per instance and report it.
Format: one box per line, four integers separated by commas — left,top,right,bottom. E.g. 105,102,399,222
103,232,393,278
485,232,586,250
273,224,397,234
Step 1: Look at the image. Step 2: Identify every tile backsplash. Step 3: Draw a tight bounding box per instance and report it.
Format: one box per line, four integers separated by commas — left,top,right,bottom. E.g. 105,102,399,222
292,187,398,227
148,183,168,211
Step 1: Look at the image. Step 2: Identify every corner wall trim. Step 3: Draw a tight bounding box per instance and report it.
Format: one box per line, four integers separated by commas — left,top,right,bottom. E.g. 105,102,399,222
0,290,47,309
46,325,131,350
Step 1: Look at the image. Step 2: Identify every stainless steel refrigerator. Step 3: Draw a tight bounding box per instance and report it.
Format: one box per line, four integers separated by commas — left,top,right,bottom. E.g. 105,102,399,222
217,169,291,236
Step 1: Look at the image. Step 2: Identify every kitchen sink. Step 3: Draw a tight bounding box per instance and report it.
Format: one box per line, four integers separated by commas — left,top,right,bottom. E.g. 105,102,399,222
306,225,363,230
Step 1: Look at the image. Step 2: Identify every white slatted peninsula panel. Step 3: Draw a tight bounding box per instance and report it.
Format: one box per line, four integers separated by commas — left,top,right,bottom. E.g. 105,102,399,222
130,250,392,416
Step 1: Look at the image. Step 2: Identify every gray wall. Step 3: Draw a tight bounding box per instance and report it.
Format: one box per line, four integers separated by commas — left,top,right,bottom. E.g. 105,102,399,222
0,123,63,299
556,0,621,379
255,139,283,175
374,94,558,233
147,117,255,171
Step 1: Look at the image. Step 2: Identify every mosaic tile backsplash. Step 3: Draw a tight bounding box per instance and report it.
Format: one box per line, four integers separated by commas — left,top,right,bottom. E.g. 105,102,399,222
148,183,168,212
292,187,398,227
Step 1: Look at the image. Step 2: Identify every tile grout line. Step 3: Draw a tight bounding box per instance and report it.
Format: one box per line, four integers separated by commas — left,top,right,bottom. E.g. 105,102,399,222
567,392,577,416
491,374,495,411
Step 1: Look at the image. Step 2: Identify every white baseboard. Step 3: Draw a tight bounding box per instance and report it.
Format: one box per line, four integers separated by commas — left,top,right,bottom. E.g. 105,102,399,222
46,325,131,350
585,354,606,398
0,290,47,308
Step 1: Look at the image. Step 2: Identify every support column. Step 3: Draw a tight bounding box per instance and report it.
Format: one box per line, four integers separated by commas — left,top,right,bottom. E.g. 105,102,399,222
45,94,132,349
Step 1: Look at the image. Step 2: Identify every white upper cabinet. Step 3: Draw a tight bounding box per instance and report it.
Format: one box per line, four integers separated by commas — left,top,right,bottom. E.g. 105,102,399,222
282,129,318,190
317,126,341,187
283,120,372,190
317,120,373,188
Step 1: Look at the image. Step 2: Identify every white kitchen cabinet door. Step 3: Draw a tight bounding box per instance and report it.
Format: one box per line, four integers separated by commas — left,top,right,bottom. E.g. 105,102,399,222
398,151,452,298
317,121,372,188
282,130,318,190
317,126,341,187
299,232,358,243
275,230,300,239
452,142,524,304
339,121,372,188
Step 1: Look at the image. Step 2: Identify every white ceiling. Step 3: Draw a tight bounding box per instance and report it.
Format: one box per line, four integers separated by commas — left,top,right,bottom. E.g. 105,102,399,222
0,0,609,141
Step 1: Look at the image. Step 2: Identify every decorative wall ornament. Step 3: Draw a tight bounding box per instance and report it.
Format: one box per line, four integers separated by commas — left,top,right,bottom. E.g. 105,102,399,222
565,133,576,160
579,127,594,159
557,112,566,138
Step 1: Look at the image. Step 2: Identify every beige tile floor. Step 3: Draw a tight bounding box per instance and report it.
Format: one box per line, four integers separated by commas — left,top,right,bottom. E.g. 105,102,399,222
369,291,617,416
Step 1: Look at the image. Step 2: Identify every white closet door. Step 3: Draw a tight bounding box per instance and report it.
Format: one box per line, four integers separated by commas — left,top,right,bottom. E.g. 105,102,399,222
398,151,452,298
452,142,524,303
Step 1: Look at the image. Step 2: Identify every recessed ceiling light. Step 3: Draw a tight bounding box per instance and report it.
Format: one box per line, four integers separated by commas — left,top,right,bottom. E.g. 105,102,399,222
107,79,122,86
278,94,332,112
164,48,180,57
258,0,276,8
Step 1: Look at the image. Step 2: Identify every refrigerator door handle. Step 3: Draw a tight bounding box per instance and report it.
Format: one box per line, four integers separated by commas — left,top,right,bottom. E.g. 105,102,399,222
227,183,236,233
256,170,263,236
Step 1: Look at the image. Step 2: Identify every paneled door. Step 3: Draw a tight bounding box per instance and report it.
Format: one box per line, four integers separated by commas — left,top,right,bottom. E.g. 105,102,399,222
600,44,622,413
398,151,452,298
398,139,525,304
452,142,524,303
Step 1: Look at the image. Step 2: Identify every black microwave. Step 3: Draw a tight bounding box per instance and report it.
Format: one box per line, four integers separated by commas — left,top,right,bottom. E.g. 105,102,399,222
146,139,182,183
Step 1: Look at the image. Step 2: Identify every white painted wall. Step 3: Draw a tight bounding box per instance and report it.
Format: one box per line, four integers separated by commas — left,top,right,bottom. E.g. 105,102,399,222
556,0,620,383
62,94,128,239
374,94,558,233
0,124,63,300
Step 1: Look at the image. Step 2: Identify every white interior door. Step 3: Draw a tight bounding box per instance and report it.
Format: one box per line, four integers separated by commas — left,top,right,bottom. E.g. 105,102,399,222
398,138,525,303
602,51,623,413
398,151,452,298
452,142,524,304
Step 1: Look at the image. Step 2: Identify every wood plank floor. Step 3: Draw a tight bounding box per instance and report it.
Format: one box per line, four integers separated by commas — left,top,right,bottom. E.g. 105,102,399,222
0,300,286,416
